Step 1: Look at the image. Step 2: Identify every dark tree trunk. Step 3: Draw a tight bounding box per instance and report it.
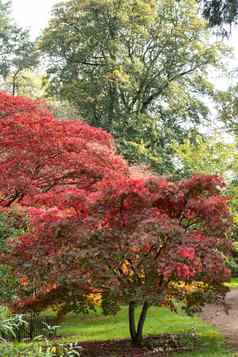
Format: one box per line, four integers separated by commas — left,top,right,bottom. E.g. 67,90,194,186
128,301,149,345
56,306,69,322
136,301,149,344
12,81,16,96
129,301,137,341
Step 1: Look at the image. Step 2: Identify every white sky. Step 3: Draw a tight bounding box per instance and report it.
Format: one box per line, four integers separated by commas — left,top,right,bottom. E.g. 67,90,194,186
11,0,57,39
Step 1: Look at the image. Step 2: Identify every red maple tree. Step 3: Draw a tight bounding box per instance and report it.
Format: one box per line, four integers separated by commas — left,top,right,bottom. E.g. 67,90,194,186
0,92,233,344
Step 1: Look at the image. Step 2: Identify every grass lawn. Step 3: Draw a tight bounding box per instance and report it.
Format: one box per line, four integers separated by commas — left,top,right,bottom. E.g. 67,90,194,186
227,277,238,289
56,306,235,356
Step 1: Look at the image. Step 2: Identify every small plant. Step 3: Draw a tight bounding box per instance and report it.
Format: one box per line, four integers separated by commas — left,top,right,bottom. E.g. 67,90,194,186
0,336,82,356
0,318,16,339
0,339,53,357
0,311,28,341
145,330,198,353
43,322,60,338
50,343,82,356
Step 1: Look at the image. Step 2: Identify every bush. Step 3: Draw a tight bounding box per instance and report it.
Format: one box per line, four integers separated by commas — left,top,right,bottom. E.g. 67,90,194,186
0,339,82,356
0,310,28,341
0,308,59,342
227,257,238,277
227,241,238,277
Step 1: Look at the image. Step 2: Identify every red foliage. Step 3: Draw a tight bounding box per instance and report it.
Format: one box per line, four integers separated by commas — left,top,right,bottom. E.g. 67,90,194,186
0,91,128,209
0,92,233,317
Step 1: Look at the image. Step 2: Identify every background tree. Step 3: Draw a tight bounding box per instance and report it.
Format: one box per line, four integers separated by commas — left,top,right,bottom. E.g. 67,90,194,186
2,70,46,99
0,0,11,60
173,133,238,271
0,92,233,345
0,209,27,304
0,1,39,96
200,0,238,27
173,133,236,179
40,0,227,173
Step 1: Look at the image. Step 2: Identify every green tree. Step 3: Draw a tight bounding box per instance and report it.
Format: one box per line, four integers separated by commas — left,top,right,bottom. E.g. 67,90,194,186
2,70,45,99
40,0,226,173
173,133,236,179
0,1,38,96
0,0,10,31
200,0,238,27
0,0,12,68
173,134,238,244
0,210,27,303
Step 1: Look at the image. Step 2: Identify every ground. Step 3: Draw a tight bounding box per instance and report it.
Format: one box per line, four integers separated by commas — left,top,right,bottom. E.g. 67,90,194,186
200,288,238,350
56,305,233,356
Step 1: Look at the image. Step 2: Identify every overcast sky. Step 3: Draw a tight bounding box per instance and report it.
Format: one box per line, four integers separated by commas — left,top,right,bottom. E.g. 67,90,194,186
11,0,57,39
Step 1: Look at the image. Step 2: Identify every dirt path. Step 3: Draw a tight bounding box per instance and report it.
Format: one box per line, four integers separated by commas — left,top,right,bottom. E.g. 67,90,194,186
200,289,238,349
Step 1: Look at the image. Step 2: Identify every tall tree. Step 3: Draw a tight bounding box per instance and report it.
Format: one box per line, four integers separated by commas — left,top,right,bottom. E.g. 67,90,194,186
40,0,225,173
200,0,238,27
0,1,38,96
0,0,12,63
0,0,10,31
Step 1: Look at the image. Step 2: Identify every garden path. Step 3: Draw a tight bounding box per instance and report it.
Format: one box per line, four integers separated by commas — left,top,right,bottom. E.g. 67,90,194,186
200,289,238,349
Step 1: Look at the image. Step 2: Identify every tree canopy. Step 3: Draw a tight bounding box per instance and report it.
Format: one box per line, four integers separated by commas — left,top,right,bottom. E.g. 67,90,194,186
40,0,226,173
0,0,38,96
0,92,233,344
200,0,238,27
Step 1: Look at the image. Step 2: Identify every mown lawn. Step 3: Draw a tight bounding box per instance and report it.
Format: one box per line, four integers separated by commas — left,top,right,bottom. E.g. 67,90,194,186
227,277,238,289
56,306,235,356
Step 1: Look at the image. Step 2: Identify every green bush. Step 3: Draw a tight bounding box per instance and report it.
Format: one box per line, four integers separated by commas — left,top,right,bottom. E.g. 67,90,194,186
0,309,60,342
0,339,82,356
227,257,238,277
0,309,28,341
0,341,54,357
227,241,238,277
0,211,28,303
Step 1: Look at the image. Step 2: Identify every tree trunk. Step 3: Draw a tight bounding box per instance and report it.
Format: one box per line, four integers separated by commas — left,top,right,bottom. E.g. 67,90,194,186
136,301,149,345
56,306,69,322
128,301,149,346
129,301,137,341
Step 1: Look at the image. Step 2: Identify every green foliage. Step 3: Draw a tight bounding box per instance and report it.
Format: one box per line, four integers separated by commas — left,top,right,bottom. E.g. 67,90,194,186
45,99,81,120
173,132,238,282
226,277,238,288
201,0,238,27
173,133,238,233
216,84,238,135
42,322,60,338
0,336,82,356
40,0,228,173
0,310,28,340
3,70,46,99
0,211,27,303
0,211,27,243
0,0,39,95
173,134,236,179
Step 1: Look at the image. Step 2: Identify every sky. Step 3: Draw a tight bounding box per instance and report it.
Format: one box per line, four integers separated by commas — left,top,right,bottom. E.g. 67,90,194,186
11,0,57,39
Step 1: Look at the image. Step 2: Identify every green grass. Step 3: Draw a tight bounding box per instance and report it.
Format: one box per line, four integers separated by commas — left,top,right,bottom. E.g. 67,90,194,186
56,306,235,356
172,350,236,357
226,277,238,288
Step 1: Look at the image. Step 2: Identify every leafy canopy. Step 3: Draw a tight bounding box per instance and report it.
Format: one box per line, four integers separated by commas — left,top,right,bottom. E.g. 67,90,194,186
40,0,226,173
0,1,38,96
0,93,233,342
200,0,238,27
